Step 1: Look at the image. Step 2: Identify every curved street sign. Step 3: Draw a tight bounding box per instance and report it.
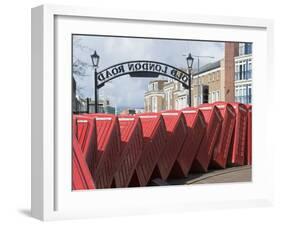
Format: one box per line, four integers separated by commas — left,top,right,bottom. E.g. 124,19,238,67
96,60,190,89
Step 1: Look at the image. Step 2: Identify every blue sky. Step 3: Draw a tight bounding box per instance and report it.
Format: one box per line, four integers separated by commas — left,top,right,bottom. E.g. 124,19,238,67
73,35,224,108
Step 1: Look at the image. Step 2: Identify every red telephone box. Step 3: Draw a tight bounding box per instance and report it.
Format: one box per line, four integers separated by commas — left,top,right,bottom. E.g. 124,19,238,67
114,116,144,187
169,108,206,178
79,114,122,189
210,102,236,168
72,134,95,190
134,113,167,186
191,104,223,173
155,111,187,180
228,103,248,166
73,115,97,178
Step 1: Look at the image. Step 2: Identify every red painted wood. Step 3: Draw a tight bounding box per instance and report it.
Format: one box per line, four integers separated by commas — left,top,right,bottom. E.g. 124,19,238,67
190,104,223,173
169,108,206,177
114,116,144,187
210,102,236,168
135,113,167,186
227,103,248,166
73,115,97,179
72,134,95,190
156,111,188,180
79,113,122,189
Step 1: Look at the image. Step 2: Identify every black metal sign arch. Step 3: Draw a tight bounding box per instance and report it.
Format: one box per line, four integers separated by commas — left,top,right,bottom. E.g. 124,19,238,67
96,60,190,88
93,60,191,113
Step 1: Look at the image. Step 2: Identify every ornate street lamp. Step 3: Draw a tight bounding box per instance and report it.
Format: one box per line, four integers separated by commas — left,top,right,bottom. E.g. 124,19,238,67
91,51,100,67
186,53,194,73
186,53,194,106
90,51,100,113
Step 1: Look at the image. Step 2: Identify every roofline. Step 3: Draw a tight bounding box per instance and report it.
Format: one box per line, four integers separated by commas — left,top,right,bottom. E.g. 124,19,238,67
192,60,222,76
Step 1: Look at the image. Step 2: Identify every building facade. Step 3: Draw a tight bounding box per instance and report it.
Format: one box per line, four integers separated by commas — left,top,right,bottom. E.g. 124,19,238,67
144,80,167,112
234,43,252,104
144,42,241,112
191,60,222,106
144,79,190,112
73,97,116,114
192,42,239,106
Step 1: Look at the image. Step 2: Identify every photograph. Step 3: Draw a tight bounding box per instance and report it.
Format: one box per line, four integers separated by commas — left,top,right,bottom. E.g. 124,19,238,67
71,34,252,190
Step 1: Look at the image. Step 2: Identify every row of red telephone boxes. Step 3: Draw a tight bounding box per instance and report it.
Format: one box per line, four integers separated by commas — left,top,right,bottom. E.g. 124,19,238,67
72,101,252,190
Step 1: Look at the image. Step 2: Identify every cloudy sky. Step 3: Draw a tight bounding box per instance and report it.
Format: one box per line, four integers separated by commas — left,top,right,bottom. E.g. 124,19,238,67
72,35,225,109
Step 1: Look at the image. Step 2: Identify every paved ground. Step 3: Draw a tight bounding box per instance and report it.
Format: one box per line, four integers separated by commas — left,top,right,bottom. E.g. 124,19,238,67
151,165,252,186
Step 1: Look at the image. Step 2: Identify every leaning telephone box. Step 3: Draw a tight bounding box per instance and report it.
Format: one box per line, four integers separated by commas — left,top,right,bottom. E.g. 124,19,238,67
169,108,206,178
228,103,248,166
191,104,223,173
73,115,97,178
82,114,122,189
245,104,252,165
134,113,167,187
72,135,95,190
114,116,144,188
155,111,187,180
210,102,236,169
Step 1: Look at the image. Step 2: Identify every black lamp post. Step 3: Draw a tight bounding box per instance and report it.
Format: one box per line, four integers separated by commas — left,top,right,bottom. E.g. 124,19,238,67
186,53,194,107
90,51,100,113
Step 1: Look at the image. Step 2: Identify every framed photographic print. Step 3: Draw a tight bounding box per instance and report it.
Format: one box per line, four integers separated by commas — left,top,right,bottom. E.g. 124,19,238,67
31,4,274,221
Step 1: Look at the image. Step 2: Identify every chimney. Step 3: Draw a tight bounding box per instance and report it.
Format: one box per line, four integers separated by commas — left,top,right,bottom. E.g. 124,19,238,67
221,42,239,102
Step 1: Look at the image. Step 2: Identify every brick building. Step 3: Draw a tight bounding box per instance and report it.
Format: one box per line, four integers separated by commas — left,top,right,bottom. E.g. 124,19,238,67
192,42,239,106
234,43,252,104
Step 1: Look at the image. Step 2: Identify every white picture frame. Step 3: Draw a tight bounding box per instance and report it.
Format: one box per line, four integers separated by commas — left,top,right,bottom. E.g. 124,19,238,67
31,4,274,221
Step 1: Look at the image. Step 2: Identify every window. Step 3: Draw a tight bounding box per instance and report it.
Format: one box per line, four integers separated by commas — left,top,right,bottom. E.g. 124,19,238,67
248,86,252,103
194,96,197,107
216,91,220,101
249,61,252,79
212,92,215,103
235,84,252,104
239,65,243,80
239,43,252,55
242,63,246,80
245,60,248,79
167,91,171,109
152,96,157,112
245,43,252,54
